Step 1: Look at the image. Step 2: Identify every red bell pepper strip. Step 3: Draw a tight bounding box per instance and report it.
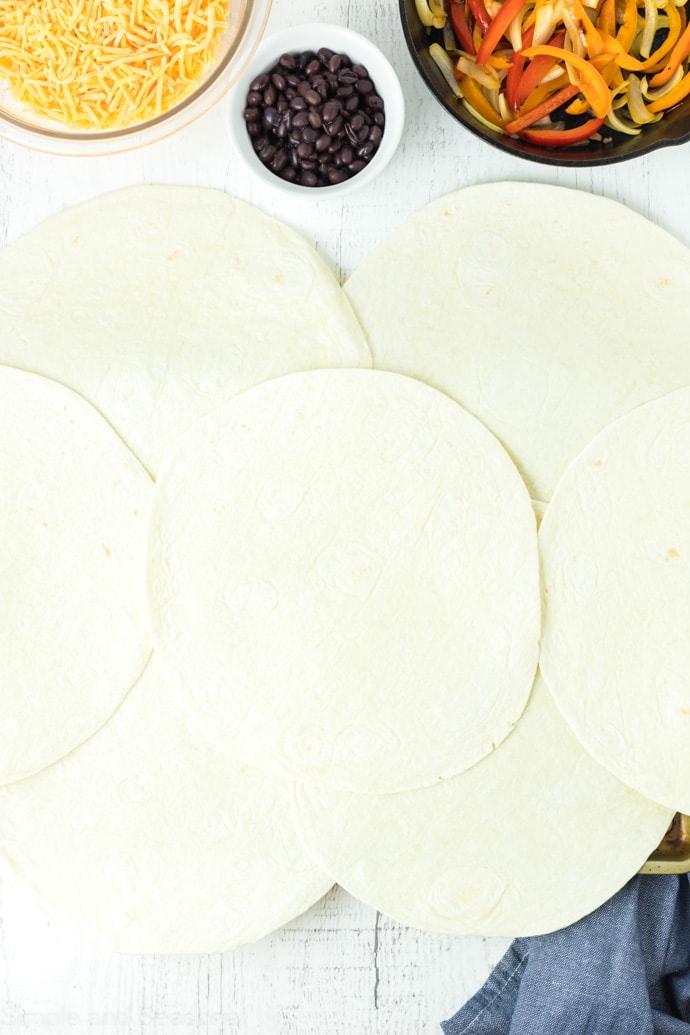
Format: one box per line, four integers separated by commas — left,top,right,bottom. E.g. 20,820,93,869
505,26,535,112
505,82,579,134
467,0,491,35
515,30,565,107
476,0,527,65
450,0,476,55
521,115,605,144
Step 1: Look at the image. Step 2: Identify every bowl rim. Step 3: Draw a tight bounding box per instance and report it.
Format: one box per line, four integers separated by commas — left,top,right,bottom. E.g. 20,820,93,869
398,0,690,167
0,0,273,157
227,21,406,198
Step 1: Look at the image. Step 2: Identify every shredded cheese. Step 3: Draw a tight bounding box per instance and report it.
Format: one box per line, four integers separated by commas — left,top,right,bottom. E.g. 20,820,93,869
0,0,230,129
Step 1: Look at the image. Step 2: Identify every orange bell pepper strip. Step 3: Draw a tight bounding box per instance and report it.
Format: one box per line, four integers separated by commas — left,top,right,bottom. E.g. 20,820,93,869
519,71,571,113
450,0,476,54
514,29,565,106
650,21,690,87
520,45,612,117
521,114,605,144
460,76,506,127
477,0,529,65
647,66,690,111
505,82,580,133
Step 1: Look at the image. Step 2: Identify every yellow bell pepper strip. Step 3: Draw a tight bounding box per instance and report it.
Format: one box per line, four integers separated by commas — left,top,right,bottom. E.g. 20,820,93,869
450,0,476,55
601,4,681,74
521,114,605,143
615,0,638,53
650,21,690,87
460,76,506,126
477,0,529,65
505,81,580,132
598,0,616,38
521,44,612,116
647,66,690,110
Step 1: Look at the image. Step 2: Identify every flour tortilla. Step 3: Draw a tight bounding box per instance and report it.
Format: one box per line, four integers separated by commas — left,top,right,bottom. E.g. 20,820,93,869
292,673,673,937
0,657,332,953
344,181,690,503
540,387,690,812
0,366,152,784
0,185,369,476
147,368,540,793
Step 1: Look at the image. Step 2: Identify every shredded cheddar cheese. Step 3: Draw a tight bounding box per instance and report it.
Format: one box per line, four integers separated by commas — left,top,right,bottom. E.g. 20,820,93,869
0,0,231,129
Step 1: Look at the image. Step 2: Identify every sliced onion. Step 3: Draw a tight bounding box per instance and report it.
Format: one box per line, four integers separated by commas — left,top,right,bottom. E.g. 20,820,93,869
416,0,447,29
627,74,663,122
457,54,502,88
429,43,464,96
643,65,684,99
639,0,659,58
462,98,507,133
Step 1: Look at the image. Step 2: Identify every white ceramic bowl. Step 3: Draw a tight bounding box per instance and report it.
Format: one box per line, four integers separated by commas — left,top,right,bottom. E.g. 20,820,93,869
228,23,405,198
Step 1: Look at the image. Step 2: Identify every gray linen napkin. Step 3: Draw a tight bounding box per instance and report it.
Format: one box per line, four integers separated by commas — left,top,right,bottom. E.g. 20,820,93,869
442,875,690,1035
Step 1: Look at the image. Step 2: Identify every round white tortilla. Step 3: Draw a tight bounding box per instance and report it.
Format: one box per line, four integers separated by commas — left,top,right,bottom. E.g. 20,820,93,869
147,368,540,794
292,674,673,937
0,366,151,784
0,657,332,954
540,387,690,812
0,185,369,476
344,181,690,503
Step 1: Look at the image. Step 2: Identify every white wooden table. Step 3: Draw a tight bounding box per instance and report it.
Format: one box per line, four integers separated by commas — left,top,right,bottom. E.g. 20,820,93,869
0,1,687,1031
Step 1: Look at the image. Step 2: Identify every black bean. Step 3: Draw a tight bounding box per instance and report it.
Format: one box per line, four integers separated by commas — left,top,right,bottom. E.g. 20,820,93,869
328,168,349,184
271,73,286,91
352,64,368,78
286,73,300,87
296,140,312,159
258,143,276,162
263,106,281,127
341,145,354,165
246,121,261,137
344,94,360,112
304,88,321,106
263,84,277,106
367,95,384,112
357,141,375,159
350,113,364,131
345,123,358,146
328,54,342,73
280,53,297,70
302,127,318,143
355,78,373,94
348,159,366,173
315,133,331,152
243,106,260,122
276,98,288,113
374,112,385,127
325,114,343,136
271,149,289,172
292,110,310,128
369,125,382,146
358,124,370,144
308,110,322,129
301,159,317,172
305,59,321,76
339,71,358,85
250,74,269,91
317,47,334,63
280,165,297,181
336,85,354,98
288,128,302,145
290,96,307,110
301,171,318,186
322,98,341,122
247,90,263,106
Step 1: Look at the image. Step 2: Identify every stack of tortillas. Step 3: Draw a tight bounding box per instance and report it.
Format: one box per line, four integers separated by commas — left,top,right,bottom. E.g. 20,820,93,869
0,182,687,954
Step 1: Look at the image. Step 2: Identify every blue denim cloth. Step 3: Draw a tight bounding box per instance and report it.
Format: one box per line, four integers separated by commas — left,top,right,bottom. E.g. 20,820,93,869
442,875,690,1035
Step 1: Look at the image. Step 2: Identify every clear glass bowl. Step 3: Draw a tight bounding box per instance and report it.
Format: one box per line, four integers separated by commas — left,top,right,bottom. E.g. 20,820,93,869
0,0,272,156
